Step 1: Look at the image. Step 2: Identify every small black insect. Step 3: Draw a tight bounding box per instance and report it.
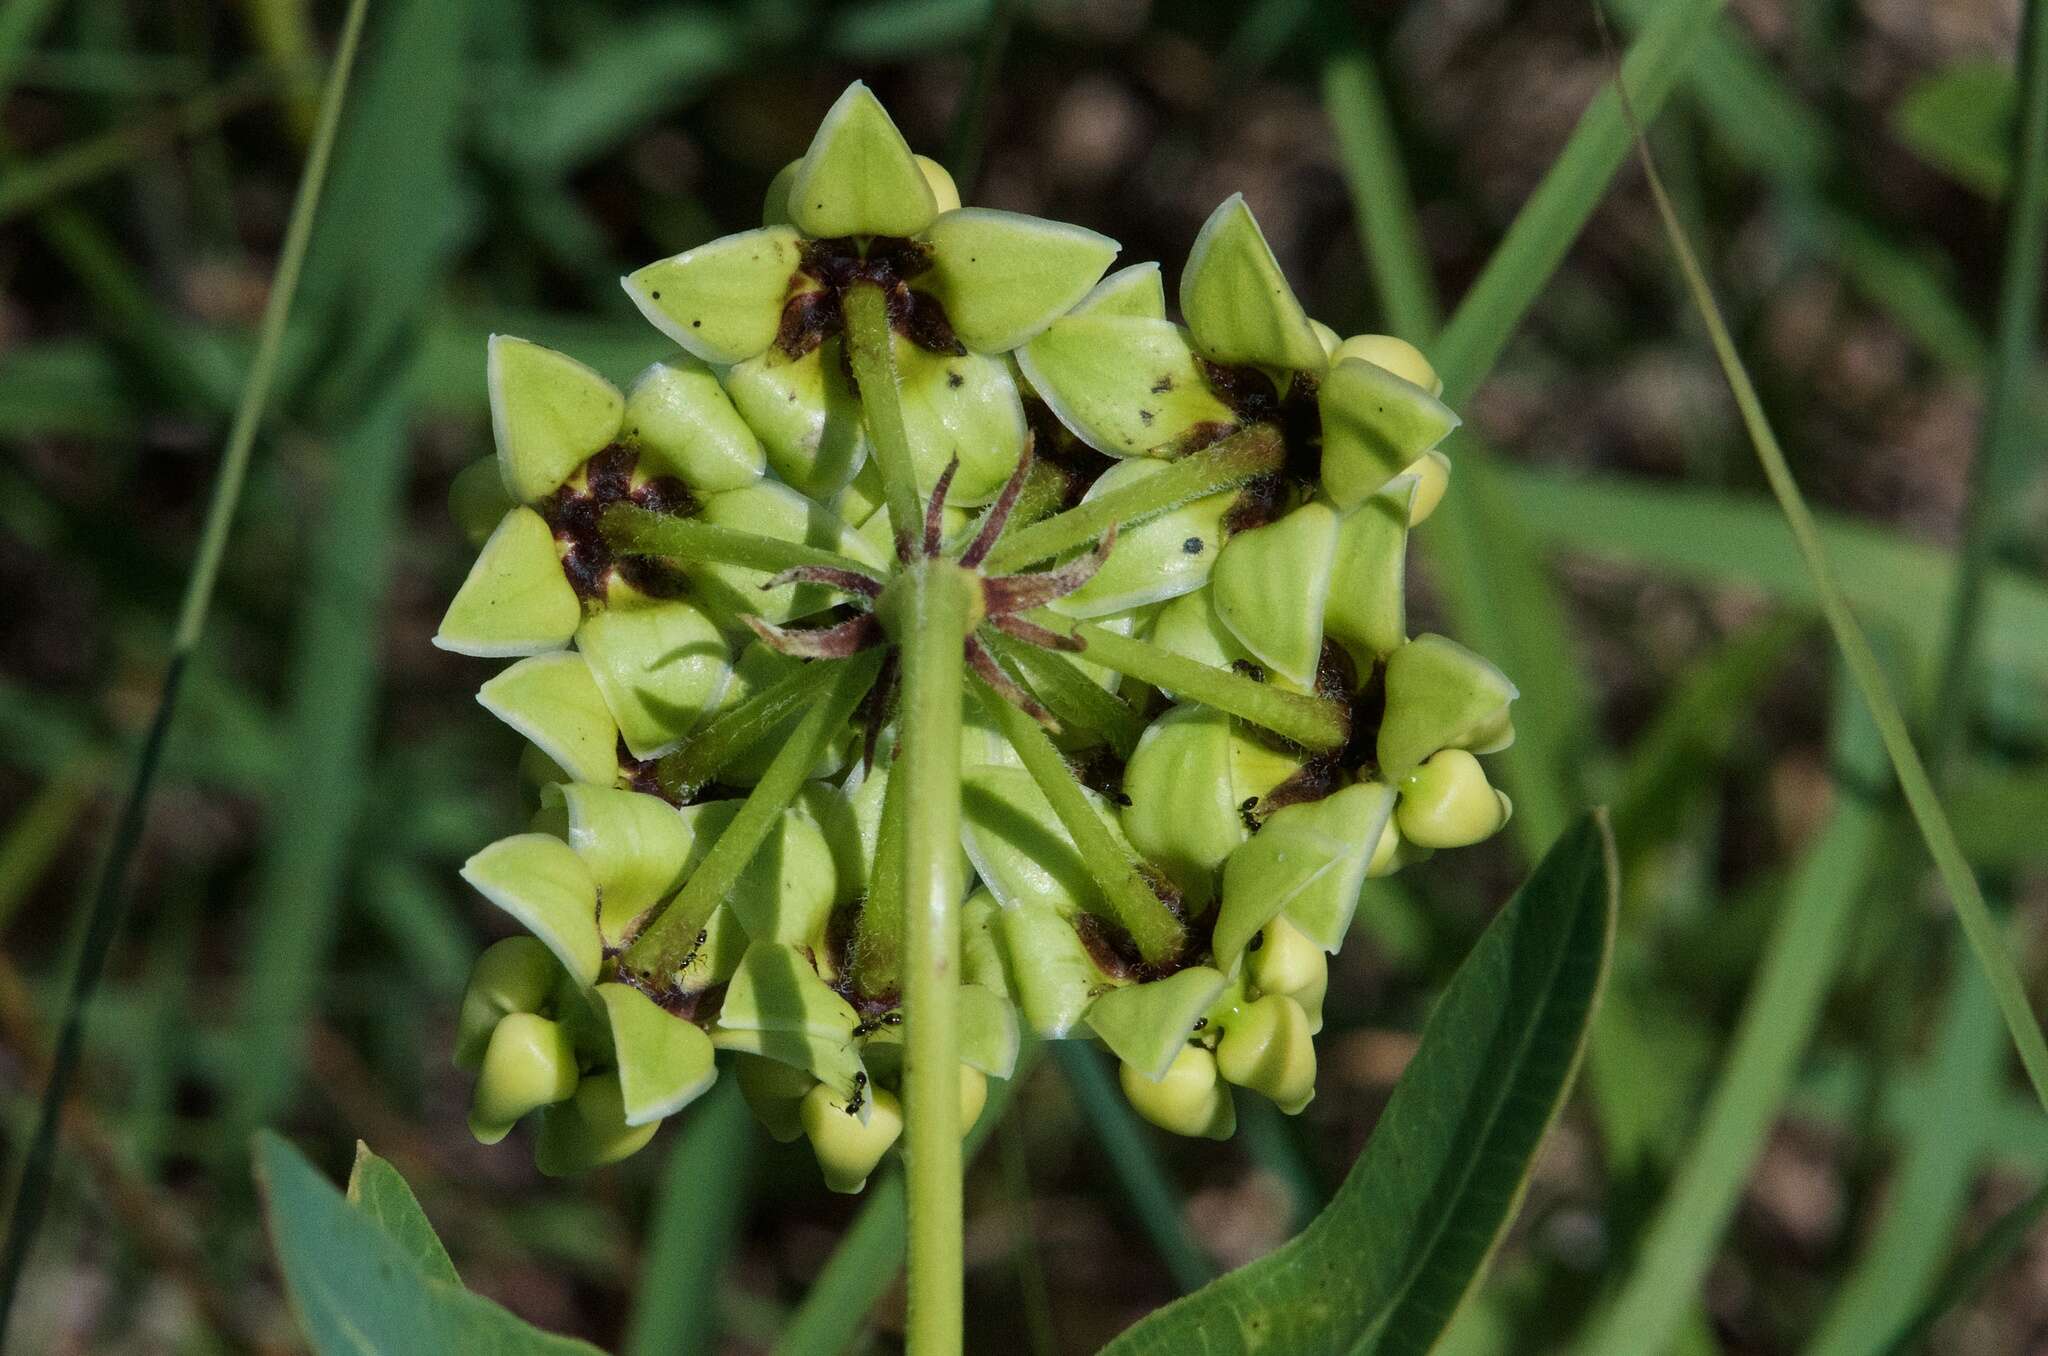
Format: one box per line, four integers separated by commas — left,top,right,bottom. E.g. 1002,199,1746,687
1191,1017,1208,1032
1231,659,1266,682
1182,536,1204,555
1239,796,1261,832
846,1071,869,1116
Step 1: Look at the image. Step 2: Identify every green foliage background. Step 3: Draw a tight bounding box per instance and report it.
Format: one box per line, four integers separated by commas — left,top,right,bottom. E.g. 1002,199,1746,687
1,0,2044,1352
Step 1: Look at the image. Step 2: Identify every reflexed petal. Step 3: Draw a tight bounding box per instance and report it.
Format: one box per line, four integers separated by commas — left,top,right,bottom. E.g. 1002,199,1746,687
595,983,718,1125
722,340,868,499
728,796,843,948
574,598,733,759
1146,590,1255,675
896,343,1028,505
434,507,581,658
1377,634,1519,777
1087,966,1227,1081
1049,459,1233,617
1211,501,1339,689
477,651,619,786
624,357,766,492
961,892,1011,998
460,833,603,986
1322,477,1416,671
548,783,695,933
691,481,888,622
1017,315,1234,458
1214,782,1396,967
489,335,625,503
1318,357,1460,510
622,226,803,366
716,942,863,1072
1119,704,1301,904
786,82,937,239
995,901,1119,1038
534,1072,660,1175
960,765,1133,919
1070,261,1167,320
958,984,1020,1079
922,208,1118,353
1177,195,1325,371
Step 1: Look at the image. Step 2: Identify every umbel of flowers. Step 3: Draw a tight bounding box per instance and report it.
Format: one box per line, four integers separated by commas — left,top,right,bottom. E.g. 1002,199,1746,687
434,83,1515,1188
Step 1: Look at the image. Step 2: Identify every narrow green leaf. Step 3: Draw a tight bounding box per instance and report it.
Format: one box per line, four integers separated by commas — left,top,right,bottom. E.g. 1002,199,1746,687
1877,1177,2048,1355
255,1133,601,1355
1104,813,1616,1356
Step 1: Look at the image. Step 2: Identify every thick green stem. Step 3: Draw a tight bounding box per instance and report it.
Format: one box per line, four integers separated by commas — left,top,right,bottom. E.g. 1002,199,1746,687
1033,613,1351,752
655,656,851,799
843,281,924,547
971,675,1186,966
881,561,971,1356
620,652,882,980
602,503,876,581
981,423,1284,575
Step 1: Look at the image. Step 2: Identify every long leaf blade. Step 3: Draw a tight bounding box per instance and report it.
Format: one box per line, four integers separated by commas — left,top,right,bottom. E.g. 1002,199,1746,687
1102,813,1617,1356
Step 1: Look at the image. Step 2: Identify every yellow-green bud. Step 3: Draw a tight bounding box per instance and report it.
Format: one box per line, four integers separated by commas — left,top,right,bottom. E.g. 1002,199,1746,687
1396,748,1508,849
1248,914,1325,1002
735,1054,815,1144
1332,333,1443,396
534,1071,660,1176
455,936,560,1070
1365,804,1403,878
1401,450,1450,526
1216,993,1317,1113
801,1082,905,1194
958,1065,989,1133
915,155,962,215
1119,1046,1235,1140
448,458,513,547
468,1012,579,1144
762,159,800,226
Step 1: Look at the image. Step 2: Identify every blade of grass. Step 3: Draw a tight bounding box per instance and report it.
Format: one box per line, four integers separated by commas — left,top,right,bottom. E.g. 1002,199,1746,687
225,0,474,1137
0,759,100,935
0,0,369,1337
1051,1042,1215,1294
1577,669,1896,1356
942,0,1014,199
0,68,276,226
1319,35,1439,341
1804,953,2009,1355
1876,1178,2048,1356
623,1081,754,1356
1613,23,2048,1119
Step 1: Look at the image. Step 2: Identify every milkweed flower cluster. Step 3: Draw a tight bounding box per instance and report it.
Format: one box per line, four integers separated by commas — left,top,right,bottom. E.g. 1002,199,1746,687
435,83,1515,1185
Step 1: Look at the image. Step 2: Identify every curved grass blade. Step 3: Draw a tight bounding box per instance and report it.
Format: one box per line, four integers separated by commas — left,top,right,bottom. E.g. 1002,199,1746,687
0,1,371,1338
1577,670,1894,1356
1102,813,1616,1356
1611,17,2048,1118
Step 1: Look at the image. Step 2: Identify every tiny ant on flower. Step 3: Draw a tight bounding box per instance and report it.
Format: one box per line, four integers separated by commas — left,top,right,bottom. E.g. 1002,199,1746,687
1239,796,1261,832
846,1072,868,1116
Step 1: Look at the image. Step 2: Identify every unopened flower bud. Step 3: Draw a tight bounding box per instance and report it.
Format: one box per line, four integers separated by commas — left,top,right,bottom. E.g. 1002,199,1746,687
1332,333,1443,397
1396,748,1508,849
448,458,513,547
469,1012,579,1144
958,1065,989,1133
1119,1046,1235,1140
535,1071,660,1176
802,1082,905,1193
456,936,560,1070
915,155,962,214
736,1053,816,1143
1247,915,1326,1007
1401,450,1450,525
1215,993,1316,1113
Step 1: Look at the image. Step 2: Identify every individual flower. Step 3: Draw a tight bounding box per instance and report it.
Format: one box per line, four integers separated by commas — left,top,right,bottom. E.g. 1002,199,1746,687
621,82,1119,506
